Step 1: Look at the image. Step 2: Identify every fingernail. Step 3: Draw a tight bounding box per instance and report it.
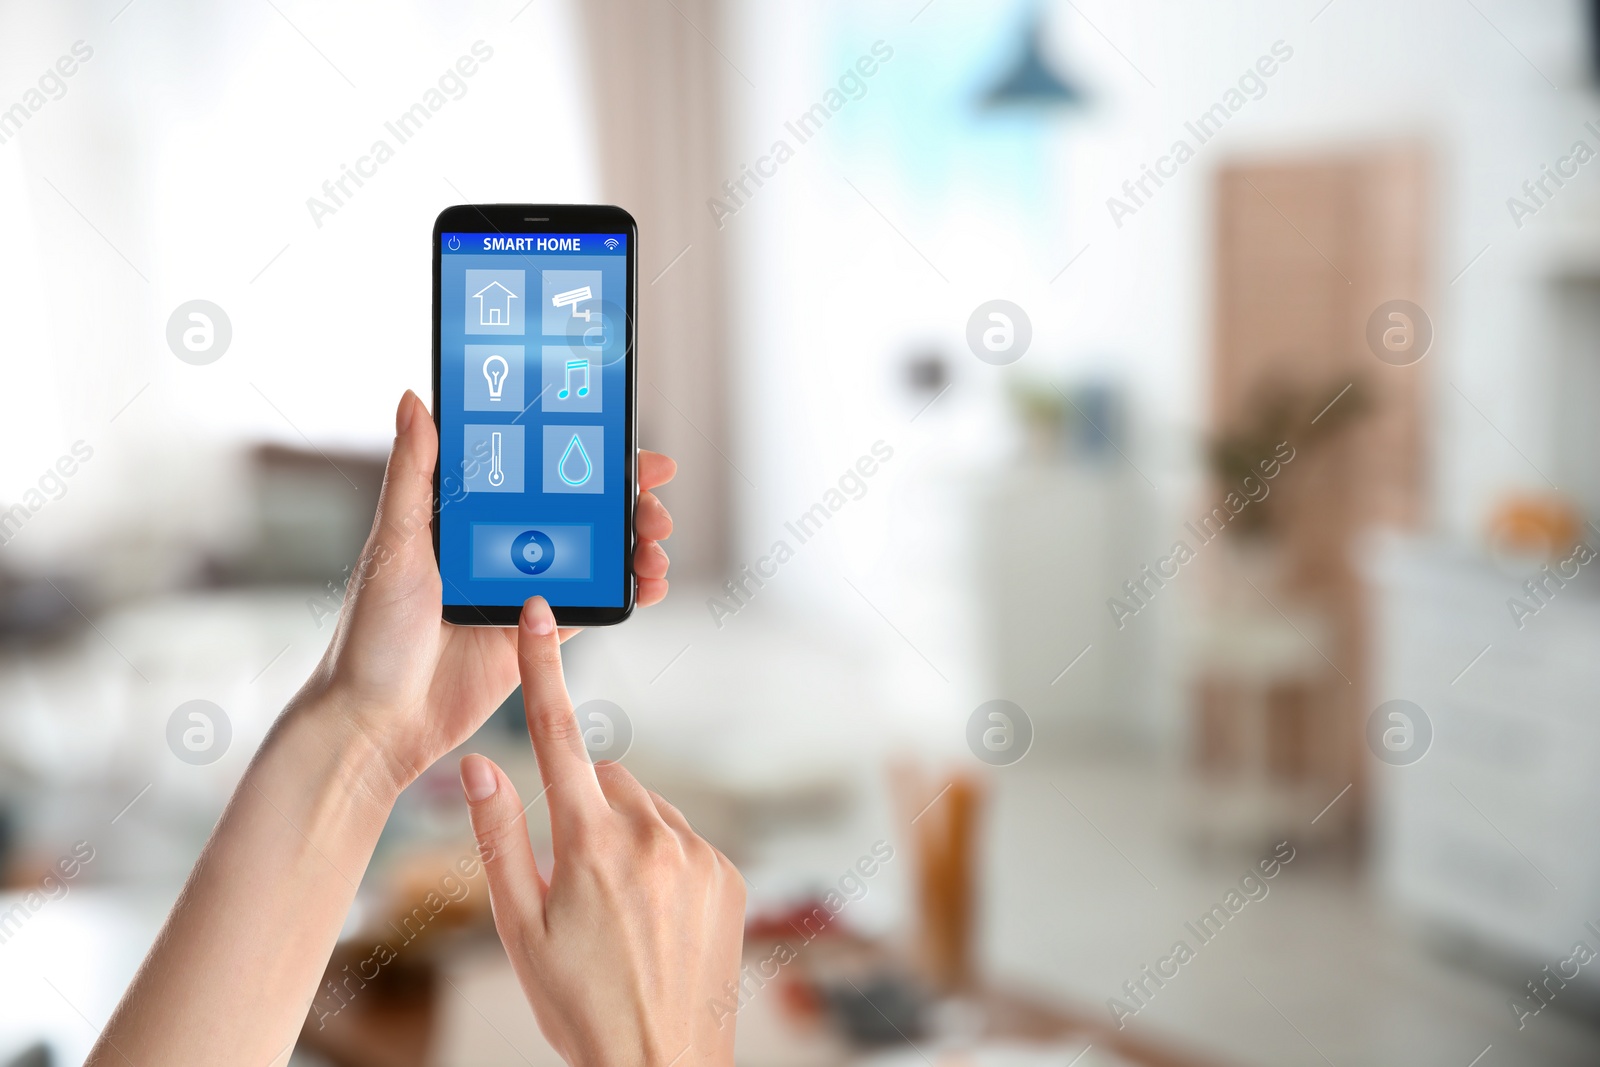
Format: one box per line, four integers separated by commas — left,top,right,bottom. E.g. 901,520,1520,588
460,755,498,802
396,390,416,434
523,596,555,636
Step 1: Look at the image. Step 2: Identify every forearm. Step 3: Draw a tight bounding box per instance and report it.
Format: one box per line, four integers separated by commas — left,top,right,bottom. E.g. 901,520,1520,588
89,695,404,1067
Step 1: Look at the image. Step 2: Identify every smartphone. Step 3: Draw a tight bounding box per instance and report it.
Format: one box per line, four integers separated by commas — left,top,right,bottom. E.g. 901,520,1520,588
432,204,637,627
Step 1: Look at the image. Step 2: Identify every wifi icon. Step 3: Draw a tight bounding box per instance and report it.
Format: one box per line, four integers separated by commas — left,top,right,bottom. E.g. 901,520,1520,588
603,238,620,251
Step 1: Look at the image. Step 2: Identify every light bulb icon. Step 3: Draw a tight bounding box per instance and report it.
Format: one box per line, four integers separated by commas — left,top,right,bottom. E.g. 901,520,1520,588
482,353,509,401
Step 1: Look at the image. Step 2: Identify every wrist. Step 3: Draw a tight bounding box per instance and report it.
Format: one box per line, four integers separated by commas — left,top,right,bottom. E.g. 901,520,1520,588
272,691,411,815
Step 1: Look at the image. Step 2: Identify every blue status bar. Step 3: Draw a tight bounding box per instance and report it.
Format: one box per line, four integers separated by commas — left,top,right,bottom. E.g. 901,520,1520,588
442,233,627,254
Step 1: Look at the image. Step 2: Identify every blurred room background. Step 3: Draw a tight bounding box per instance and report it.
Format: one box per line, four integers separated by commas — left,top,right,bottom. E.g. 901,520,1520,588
4,0,1600,1064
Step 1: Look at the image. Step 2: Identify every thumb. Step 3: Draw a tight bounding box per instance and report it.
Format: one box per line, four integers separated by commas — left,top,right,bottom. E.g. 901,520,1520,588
460,754,546,944
369,390,438,563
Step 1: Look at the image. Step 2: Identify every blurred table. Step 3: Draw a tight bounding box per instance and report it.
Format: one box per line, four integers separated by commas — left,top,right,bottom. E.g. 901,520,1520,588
725,936,1235,1067
301,936,1237,1067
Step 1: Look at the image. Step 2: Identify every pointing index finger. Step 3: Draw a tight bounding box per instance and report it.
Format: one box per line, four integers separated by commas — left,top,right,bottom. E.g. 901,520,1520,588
517,597,607,835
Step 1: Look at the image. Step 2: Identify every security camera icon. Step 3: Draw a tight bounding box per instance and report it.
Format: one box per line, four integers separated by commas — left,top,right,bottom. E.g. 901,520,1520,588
511,529,556,575
552,286,595,322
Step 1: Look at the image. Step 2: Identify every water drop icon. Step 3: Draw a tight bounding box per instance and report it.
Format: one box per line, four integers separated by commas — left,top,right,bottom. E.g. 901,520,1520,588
558,434,593,487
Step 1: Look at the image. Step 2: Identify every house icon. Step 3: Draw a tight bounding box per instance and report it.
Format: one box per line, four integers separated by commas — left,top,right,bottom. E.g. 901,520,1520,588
473,280,518,326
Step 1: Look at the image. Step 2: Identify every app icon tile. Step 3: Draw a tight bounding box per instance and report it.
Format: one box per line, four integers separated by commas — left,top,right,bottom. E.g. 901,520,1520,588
542,425,604,494
541,270,602,339
462,423,524,493
464,344,525,411
466,269,526,335
541,345,602,413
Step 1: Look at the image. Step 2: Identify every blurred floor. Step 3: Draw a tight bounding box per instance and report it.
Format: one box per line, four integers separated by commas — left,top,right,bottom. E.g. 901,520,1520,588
985,758,1600,1067
9,588,1600,1065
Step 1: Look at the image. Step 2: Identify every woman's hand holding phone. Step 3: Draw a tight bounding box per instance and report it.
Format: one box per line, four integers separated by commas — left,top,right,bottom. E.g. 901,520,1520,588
303,389,677,794
460,597,745,1067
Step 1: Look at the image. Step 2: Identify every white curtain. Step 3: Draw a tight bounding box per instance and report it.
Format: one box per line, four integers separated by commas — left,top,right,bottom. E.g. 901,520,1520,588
578,0,733,580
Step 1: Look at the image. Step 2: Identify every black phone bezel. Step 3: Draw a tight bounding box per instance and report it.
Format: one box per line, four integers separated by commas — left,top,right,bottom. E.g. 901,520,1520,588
432,203,638,628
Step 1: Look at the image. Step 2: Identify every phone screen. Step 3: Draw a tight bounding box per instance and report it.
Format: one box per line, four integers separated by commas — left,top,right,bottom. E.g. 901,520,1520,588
435,221,633,623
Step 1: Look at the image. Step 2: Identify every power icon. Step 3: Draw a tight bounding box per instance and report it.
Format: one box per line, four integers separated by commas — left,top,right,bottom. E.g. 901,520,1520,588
510,529,556,575
447,235,461,251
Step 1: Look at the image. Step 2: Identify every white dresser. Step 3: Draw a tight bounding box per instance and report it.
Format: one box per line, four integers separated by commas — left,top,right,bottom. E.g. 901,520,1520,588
1366,534,1600,975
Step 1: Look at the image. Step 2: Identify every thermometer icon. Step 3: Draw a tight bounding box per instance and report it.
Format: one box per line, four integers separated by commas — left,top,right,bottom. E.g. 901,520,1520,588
488,431,505,487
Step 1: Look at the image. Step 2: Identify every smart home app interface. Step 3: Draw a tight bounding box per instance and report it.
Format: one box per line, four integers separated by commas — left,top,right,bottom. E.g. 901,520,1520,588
438,233,628,608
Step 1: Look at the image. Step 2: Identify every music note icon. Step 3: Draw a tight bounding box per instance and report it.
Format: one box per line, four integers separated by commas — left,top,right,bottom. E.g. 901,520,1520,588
557,359,590,400
542,348,600,412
